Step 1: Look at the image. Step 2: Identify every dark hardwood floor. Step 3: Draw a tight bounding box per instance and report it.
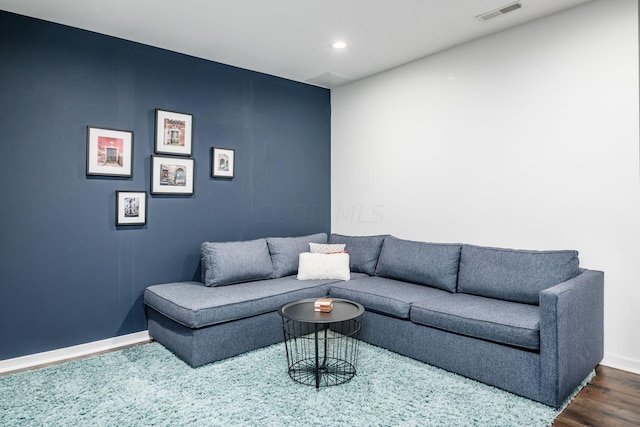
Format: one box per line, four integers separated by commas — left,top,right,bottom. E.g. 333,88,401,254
554,365,640,426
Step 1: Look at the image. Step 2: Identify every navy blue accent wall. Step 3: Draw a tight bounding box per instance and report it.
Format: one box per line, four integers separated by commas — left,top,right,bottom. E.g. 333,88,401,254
0,11,331,360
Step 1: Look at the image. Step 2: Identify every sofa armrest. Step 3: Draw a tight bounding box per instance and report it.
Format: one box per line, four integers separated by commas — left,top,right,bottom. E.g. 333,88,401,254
539,269,604,406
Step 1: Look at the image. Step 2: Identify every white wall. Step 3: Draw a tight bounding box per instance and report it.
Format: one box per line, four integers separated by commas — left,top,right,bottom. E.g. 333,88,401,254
332,0,640,373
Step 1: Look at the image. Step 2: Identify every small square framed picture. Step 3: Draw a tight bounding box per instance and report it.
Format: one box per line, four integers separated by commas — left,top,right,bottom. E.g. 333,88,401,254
212,147,235,179
151,155,195,195
116,191,147,226
86,126,133,177
155,109,193,156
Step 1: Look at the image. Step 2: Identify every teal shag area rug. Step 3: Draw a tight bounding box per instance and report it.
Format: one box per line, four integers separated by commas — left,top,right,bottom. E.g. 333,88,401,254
0,341,592,426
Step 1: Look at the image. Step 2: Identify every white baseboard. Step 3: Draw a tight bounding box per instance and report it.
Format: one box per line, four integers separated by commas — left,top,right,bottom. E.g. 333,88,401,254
0,330,151,375
601,352,640,375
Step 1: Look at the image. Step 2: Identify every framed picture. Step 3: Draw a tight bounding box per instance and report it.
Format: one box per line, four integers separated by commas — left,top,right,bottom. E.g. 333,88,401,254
155,109,193,156
151,155,195,195
86,126,133,177
116,191,147,226
212,147,235,179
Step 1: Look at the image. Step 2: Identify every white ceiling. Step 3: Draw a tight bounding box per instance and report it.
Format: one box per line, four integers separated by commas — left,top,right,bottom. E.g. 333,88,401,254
0,0,593,88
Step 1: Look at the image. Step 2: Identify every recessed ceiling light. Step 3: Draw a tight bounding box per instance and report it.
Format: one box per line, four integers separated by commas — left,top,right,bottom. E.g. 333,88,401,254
331,41,348,49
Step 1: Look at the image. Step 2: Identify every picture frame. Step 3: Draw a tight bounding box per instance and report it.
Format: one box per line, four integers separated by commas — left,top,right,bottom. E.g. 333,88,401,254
116,191,147,226
155,109,193,156
86,126,133,177
211,147,235,179
151,155,195,195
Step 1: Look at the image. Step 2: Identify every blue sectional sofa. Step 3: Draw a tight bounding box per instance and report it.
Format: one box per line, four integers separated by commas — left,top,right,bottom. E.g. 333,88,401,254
144,232,604,407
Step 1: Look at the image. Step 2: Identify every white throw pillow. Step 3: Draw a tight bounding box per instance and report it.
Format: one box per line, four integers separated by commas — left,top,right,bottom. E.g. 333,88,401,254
297,252,350,281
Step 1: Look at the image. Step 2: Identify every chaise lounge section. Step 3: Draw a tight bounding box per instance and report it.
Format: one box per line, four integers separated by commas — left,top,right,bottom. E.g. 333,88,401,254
144,232,604,407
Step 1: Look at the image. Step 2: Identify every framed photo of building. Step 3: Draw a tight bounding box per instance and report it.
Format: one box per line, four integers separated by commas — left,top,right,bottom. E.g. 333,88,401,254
211,147,235,179
155,109,193,156
151,155,195,195
86,126,133,177
116,191,147,226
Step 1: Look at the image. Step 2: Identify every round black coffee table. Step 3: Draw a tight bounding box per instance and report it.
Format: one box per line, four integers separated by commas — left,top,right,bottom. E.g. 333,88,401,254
278,298,364,388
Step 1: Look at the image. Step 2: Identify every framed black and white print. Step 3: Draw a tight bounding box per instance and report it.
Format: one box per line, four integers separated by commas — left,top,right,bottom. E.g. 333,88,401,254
151,155,195,195
86,126,133,177
211,147,235,178
116,191,147,226
154,109,193,156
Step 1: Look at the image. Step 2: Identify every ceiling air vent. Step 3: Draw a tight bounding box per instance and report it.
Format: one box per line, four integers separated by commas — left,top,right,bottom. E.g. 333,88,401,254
476,2,523,22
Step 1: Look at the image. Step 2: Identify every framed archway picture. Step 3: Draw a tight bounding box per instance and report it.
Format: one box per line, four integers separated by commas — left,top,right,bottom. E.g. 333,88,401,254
151,155,195,195
116,191,147,226
155,109,193,156
212,147,235,179
86,126,133,177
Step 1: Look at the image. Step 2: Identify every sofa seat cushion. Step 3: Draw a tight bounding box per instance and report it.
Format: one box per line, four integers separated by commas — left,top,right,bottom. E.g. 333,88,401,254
144,275,363,329
374,236,462,293
458,244,580,304
329,276,450,319
410,293,540,351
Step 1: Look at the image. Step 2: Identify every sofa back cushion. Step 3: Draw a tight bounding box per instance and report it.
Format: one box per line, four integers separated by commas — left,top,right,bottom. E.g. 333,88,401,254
457,244,580,304
201,238,274,287
266,233,328,278
374,236,461,293
329,234,387,275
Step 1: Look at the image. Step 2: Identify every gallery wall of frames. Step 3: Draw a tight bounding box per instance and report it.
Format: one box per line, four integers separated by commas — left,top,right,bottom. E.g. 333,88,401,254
0,10,331,361
87,109,236,226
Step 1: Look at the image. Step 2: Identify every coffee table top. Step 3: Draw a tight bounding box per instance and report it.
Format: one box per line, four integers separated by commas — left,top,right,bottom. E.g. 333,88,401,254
278,298,364,324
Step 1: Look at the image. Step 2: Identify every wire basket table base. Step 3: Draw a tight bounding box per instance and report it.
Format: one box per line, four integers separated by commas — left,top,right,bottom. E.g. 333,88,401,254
281,319,361,388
